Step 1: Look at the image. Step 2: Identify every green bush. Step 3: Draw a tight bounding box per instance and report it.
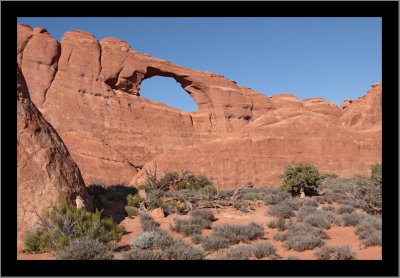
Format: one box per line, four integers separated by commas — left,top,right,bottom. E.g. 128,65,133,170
57,238,114,260
160,201,184,215
126,194,142,208
141,171,214,192
124,206,139,218
280,163,322,197
25,231,50,252
287,256,300,260
24,202,122,252
355,163,382,214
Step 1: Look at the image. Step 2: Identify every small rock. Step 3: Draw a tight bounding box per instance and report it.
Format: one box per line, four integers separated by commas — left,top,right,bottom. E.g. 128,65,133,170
151,208,165,219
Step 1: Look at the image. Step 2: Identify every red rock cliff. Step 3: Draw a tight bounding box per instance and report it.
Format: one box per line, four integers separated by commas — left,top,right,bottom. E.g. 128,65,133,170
17,23,382,188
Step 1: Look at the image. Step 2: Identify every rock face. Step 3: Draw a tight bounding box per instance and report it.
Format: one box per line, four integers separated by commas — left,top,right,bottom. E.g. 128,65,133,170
17,65,92,250
17,23,382,189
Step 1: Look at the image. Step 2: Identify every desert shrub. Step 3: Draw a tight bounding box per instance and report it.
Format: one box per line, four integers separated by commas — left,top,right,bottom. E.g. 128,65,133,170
321,173,338,180
287,256,300,260
126,194,142,208
264,192,291,205
340,212,363,226
190,209,217,222
124,206,139,218
337,205,355,214
219,245,253,260
282,198,302,210
139,213,161,232
142,171,215,192
251,242,276,258
267,218,287,231
283,234,324,251
130,231,174,250
355,215,382,246
314,245,355,260
321,205,336,212
303,210,337,229
56,238,113,260
172,210,216,236
241,191,265,201
267,203,295,219
191,234,204,245
147,190,164,210
259,186,279,195
314,196,326,204
233,201,251,213
162,239,205,260
24,202,122,252
273,223,329,242
124,248,162,260
355,164,382,214
160,201,184,215
198,185,218,195
191,217,212,229
303,199,319,207
201,236,231,251
296,205,317,222
171,219,202,236
213,223,264,244
280,163,322,197
24,231,50,252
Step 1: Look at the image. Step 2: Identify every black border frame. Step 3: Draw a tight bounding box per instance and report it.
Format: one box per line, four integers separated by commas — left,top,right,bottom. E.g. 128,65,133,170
2,1,398,276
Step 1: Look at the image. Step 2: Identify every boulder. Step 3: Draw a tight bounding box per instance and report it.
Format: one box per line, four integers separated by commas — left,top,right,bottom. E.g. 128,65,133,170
17,65,91,251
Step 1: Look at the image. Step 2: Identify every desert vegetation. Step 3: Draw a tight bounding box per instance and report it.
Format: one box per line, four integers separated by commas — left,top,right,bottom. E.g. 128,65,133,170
24,202,122,259
23,163,382,260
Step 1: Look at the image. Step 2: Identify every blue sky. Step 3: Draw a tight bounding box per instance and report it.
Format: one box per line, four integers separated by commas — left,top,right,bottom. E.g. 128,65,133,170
18,17,381,112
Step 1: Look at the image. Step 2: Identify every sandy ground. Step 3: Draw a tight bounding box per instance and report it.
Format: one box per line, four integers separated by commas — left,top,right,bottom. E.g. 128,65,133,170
17,202,382,260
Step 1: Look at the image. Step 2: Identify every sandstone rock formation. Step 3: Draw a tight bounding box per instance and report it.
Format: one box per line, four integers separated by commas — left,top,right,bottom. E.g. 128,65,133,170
17,23,382,189
17,65,92,250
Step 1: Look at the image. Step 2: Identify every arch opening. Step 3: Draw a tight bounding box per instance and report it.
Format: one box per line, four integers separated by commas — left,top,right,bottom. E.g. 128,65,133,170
139,76,198,112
